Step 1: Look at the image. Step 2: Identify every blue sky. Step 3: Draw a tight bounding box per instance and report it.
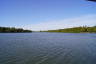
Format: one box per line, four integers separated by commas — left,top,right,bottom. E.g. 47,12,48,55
0,0,96,31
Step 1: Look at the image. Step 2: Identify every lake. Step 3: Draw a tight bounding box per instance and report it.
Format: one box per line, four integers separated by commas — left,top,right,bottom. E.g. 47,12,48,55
0,32,96,64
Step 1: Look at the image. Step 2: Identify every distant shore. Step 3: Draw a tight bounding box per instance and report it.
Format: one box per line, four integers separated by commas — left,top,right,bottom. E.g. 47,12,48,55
41,26,96,33
0,27,32,33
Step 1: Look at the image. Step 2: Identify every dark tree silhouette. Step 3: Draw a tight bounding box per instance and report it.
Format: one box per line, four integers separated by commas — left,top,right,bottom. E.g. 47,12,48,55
87,0,96,2
0,27,32,33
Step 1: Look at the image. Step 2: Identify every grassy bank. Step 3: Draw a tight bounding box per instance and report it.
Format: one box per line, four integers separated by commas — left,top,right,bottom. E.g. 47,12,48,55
42,26,96,33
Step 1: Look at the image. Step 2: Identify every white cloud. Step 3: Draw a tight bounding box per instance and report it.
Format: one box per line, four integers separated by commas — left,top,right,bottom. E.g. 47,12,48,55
23,14,96,31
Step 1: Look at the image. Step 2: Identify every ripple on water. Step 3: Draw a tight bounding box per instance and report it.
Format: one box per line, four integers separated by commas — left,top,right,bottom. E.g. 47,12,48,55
0,33,96,64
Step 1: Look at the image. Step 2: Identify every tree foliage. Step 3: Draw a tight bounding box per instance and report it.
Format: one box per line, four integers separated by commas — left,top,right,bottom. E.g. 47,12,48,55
0,27,32,33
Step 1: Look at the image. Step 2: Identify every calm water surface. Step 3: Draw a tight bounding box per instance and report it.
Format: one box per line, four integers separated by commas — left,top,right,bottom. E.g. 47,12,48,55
0,32,96,64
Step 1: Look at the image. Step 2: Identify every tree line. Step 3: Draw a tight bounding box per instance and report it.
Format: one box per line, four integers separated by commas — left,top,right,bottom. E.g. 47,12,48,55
0,27,32,33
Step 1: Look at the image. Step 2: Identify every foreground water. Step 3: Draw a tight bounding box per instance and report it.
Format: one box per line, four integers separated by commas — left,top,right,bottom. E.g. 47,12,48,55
0,32,96,64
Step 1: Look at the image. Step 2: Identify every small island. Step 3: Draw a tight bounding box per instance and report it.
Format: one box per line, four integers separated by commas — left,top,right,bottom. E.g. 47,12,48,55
0,27,32,33
42,26,96,33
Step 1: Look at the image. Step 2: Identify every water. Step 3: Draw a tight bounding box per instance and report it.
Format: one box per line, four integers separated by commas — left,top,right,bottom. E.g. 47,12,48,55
0,32,96,64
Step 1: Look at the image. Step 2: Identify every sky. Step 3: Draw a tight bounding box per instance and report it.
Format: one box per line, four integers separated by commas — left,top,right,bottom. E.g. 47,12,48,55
0,0,96,31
